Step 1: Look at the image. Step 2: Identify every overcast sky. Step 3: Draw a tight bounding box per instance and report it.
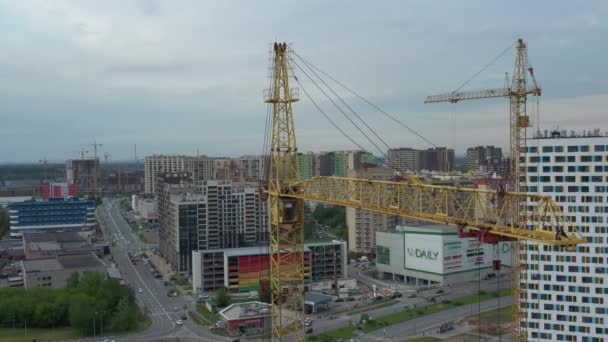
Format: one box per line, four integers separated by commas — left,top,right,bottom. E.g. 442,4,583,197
1,1,607,163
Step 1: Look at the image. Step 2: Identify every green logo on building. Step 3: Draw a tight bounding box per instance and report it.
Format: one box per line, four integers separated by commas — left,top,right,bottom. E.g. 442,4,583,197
407,248,439,260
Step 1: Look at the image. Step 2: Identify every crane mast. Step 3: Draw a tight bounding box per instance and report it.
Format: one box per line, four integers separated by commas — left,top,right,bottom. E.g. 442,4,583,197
264,42,305,342
425,38,541,341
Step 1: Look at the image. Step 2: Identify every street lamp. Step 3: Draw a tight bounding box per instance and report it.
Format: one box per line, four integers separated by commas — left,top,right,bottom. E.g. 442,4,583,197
98,311,105,336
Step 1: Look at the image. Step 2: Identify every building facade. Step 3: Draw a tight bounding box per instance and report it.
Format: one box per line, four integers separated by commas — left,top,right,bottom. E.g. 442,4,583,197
346,166,399,254
8,197,96,237
192,241,346,294
158,176,268,274
466,145,503,174
20,253,106,288
298,152,317,180
40,182,76,200
389,147,454,173
376,225,511,286
144,155,192,194
523,130,608,341
66,159,100,196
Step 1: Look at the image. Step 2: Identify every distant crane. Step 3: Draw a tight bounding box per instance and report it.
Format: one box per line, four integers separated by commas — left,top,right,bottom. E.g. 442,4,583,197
425,38,541,342
82,141,103,159
73,148,88,160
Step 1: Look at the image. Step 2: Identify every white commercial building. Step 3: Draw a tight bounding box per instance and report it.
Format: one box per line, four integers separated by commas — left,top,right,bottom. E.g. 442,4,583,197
375,225,511,286
523,130,608,341
131,195,158,222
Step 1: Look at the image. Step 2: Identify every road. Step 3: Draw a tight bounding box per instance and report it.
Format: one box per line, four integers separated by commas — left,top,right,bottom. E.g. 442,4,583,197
361,296,512,341
310,263,511,338
96,198,230,342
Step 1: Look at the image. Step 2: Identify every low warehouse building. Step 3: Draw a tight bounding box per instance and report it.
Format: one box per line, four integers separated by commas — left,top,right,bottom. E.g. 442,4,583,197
376,224,511,286
219,301,271,334
20,253,107,288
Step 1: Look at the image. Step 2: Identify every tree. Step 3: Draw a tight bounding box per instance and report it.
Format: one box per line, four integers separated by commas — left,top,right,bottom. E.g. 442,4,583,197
67,272,80,289
69,293,96,334
259,285,271,304
215,287,231,308
108,297,137,332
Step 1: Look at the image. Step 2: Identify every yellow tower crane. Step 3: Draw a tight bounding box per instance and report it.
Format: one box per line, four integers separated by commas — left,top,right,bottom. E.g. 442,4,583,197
425,38,540,341
264,41,584,342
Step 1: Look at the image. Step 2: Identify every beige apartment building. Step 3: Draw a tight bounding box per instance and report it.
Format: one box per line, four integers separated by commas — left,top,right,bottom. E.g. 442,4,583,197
346,166,398,254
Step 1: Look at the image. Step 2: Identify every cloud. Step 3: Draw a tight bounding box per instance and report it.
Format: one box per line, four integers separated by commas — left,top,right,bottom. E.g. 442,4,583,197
0,0,607,162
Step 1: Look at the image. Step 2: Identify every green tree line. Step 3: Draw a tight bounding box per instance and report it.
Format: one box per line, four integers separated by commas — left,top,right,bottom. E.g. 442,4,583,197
0,272,145,335
304,205,348,241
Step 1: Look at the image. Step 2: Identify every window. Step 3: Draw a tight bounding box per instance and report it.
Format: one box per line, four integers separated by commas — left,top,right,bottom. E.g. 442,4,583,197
567,156,575,162
581,145,590,152
555,146,564,152
528,166,537,172
552,166,563,172
542,156,550,162
528,146,538,153
567,145,579,152
555,156,566,162
595,145,606,152
543,146,554,152
581,155,592,162
376,245,390,265
529,156,539,163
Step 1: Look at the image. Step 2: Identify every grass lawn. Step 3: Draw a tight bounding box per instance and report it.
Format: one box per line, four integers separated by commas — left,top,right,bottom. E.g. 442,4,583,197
0,327,81,342
307,326,356,342
401,337,439,342
477,305,512,319
196,304,220,324
362,288,511,332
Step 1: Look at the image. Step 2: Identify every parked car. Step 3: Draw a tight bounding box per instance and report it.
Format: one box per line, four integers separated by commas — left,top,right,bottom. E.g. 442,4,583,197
137,288,143,293
176,319,183,325
305,328,313,334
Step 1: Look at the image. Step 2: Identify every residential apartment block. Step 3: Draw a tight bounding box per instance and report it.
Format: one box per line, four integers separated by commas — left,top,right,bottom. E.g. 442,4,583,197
346,166,399,254
145,155,264,194
388,147,454,173
523,129,608,341
158,174,268,274
144,155,193,194
466,145,505,174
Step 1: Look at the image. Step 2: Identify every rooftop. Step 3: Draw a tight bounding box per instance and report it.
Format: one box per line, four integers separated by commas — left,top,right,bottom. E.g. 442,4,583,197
532,128,608,140
219,301,271,320
21,258,63,272
21,253,104,272
304,292,335,305
57,253,105,269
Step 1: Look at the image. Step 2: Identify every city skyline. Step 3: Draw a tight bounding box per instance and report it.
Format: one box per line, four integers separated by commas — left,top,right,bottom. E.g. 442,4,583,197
1,1,607,163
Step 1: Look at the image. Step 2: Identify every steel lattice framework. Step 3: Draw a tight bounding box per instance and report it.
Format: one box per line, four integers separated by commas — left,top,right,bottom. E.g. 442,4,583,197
282,176,584,246
265,42,306,342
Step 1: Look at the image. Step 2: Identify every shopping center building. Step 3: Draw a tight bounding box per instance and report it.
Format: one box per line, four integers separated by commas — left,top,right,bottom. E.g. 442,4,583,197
376,224,511,285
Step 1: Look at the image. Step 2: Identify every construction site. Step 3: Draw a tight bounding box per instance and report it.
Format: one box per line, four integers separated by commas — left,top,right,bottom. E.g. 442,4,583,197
258,39,588,342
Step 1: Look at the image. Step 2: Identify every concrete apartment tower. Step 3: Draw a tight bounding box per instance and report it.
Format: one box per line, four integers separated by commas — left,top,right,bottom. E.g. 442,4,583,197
523,129,608,341
346,166,398,254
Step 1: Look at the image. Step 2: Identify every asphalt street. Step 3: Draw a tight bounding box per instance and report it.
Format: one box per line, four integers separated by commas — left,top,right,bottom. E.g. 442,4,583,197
95,199,230,342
